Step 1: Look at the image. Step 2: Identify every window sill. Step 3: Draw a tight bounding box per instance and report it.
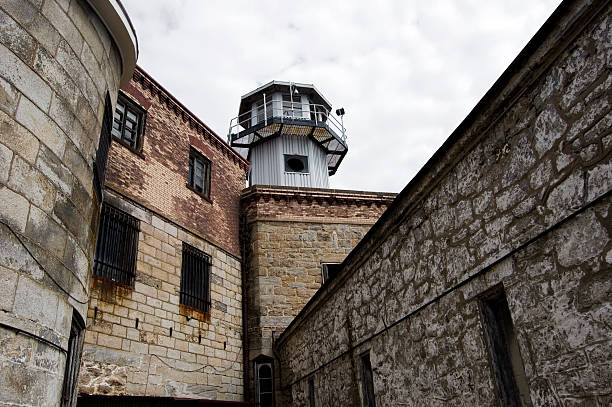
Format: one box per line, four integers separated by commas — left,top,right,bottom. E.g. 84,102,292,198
186,184,213,204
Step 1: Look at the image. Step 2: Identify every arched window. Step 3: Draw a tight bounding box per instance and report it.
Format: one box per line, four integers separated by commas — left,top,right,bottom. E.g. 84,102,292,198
255,359,274,407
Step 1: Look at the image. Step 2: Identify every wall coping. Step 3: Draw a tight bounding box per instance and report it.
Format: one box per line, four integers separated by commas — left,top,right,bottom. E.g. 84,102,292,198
88,0,138,85
241,185,396,204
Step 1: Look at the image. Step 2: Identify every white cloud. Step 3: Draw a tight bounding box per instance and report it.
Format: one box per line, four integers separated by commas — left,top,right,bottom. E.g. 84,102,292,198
122,0,562,192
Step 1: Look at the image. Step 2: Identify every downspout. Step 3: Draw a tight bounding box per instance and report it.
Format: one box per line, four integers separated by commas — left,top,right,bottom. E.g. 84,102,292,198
239,205,250,404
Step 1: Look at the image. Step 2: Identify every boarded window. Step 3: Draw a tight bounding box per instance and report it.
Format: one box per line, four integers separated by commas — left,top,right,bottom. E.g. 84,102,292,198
361,353,376,407
93,204,139,285
61,312,85,407
480,288,531,406
180,243,211,313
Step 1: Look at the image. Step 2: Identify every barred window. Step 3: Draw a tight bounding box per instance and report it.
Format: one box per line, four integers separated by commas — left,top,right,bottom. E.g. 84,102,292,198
61,312,85,407
112,93,145,151
188,148,211,199
180,243,211,313
93,204,139,285
93,93,113,202
255,360,274,407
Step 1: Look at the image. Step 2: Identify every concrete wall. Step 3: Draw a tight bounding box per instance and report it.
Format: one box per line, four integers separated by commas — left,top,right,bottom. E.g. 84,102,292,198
241,186,395,402
0,0,134,405
79,190,244,401
276,1,611,406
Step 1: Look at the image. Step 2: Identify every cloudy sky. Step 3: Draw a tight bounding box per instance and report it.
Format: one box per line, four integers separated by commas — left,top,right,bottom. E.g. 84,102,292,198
121,0,562,193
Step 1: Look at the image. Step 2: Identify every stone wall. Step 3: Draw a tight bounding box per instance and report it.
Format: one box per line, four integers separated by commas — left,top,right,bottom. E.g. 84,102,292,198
0,0,134,405
241,185,395,402
276,1,612,406
79,190,244,401
105,67,248,258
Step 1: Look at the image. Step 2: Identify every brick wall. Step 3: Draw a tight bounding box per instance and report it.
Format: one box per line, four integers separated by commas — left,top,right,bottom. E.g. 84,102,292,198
277,1,612,406
105,67,247,258
79,190,244,401
0,0,131,405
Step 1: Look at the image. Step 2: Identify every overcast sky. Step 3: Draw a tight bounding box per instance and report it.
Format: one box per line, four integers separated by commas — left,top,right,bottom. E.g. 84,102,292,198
121,0,562,193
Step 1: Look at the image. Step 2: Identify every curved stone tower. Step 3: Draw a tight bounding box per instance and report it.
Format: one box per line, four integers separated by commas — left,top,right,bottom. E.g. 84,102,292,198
0,1,136,405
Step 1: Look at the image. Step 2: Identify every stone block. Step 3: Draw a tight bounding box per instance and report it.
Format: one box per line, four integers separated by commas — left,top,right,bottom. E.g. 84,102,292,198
41,0,84,55
25,204,67,258
0,76,19,116
36,144,73,195
0,110,40,164
14,275,58,329
0,7,37,64
0,43,52,112
16,96,66,159
0,265,18,311
0,186,30,233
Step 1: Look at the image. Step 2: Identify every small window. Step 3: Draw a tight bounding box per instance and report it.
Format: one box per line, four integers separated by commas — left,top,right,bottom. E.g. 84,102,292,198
308,378,315,407
322,263,342,284
479,287,531,406
282,94,301,118
93,93,113,202
188,148,211,199
255,360,274,407
61,312,85,407
284,154,309,173
180,243,211,313
93,204,140,285
111,93,145,151
361,352,376,407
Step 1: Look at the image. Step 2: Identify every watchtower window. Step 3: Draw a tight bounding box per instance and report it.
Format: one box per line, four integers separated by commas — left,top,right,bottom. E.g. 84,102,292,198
284,154,309,173
180,243,211,313
282,94,303,118
93,204,140,286
112,93,145,151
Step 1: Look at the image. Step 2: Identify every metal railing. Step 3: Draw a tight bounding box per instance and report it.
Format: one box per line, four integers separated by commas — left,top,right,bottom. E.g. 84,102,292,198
228,98,347,145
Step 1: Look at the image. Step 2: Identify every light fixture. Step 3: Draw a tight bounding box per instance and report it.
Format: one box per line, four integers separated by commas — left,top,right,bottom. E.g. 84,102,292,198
336,107,345,116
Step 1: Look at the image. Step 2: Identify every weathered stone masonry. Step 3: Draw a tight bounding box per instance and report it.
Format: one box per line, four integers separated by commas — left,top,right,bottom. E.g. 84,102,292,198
277,1,612,406
0,0,136,405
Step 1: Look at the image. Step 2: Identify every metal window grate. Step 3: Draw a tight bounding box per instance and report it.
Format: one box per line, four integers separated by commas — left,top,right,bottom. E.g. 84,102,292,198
61,313,85,407
180,243,211,313
93,204,139,285
93,93,113,202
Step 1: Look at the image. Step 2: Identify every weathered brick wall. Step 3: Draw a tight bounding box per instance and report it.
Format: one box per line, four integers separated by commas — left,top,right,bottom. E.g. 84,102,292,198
79,190,244,401
241,186,395,401
0,0,131,405
105,67,248,258
277,1,611,406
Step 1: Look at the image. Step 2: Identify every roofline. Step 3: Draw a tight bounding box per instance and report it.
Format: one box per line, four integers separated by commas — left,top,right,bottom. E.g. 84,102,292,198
276,0,604,346
240,80,333,108
133,65,249,169
87,0,138,86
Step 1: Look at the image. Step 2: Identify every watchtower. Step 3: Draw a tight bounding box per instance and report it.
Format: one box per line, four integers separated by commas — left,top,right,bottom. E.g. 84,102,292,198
228,81,348,188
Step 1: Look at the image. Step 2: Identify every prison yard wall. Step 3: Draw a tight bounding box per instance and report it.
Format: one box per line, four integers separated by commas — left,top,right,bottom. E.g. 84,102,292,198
240,185,395,401
78,190,244,401
104,67,248,259
0,0,135,405
276,1,612,406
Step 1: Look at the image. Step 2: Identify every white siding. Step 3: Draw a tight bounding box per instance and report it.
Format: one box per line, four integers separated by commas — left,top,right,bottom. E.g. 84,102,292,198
250,135,329,188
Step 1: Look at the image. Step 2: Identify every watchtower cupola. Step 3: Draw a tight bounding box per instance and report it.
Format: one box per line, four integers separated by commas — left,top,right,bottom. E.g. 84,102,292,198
228,81,348,188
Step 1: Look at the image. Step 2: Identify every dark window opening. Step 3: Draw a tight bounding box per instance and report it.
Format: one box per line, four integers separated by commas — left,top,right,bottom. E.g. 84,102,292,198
93,93,113,202
111,93,145,151
180,243,211,313
361,352,376,407
255,361,273,407
188,149,211,199
61,312,85,407
322,263,342,284
480,288,532,407
308,378,315,407
284,154,309,173
93,204,139,286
